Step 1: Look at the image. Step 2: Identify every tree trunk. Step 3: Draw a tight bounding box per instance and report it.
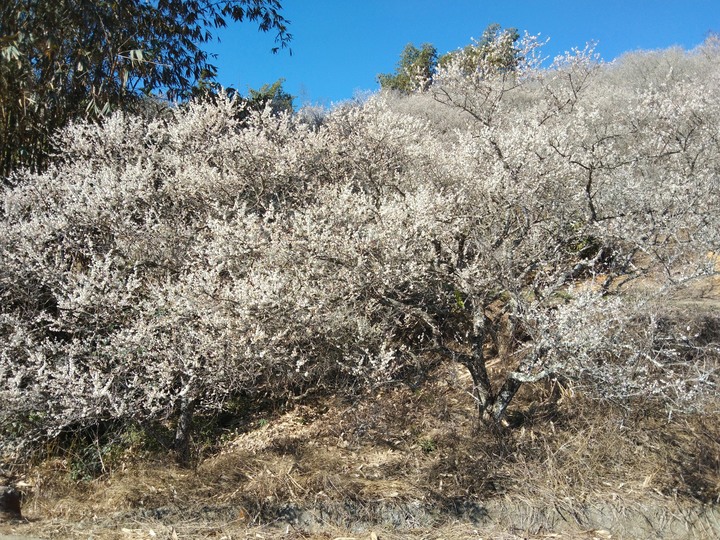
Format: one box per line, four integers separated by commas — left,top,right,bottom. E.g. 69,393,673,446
461,308,496,421
174,396,196,467
461,306,524,426
488,376,523,423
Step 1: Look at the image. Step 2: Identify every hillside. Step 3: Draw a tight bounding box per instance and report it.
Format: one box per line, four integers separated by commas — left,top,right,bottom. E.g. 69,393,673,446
2,343,719,538
2,35,719,539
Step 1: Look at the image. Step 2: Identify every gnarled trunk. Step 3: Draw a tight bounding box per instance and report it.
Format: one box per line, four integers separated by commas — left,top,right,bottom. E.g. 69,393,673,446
174,396,197,467
461,307,524,425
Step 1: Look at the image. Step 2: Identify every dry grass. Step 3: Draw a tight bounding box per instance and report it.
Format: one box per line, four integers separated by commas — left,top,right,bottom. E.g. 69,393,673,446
2,358,719,539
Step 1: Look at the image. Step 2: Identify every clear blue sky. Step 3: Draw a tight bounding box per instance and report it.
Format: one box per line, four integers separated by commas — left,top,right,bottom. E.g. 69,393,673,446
208,0,720,107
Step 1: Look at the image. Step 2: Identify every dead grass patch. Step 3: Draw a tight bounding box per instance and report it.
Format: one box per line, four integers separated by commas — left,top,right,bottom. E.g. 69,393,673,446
3,359,719,538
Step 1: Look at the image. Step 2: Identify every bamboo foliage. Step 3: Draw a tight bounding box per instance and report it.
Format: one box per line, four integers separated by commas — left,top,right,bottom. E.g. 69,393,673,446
0,0,290,180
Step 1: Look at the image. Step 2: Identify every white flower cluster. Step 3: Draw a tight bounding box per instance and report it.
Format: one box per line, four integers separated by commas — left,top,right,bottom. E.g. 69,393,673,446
2,36,719,451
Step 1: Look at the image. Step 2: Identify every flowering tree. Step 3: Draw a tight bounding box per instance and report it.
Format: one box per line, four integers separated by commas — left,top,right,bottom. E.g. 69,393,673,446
1,35,719,463
0,98,314,461
419,34,720,420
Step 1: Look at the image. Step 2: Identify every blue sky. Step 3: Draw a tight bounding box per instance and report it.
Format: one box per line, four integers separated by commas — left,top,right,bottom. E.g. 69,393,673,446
208,1,720,107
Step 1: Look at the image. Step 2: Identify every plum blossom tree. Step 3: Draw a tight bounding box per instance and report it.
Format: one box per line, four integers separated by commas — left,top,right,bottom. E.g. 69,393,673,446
1,35,719,464
0,98,321,462
423,34,720,420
